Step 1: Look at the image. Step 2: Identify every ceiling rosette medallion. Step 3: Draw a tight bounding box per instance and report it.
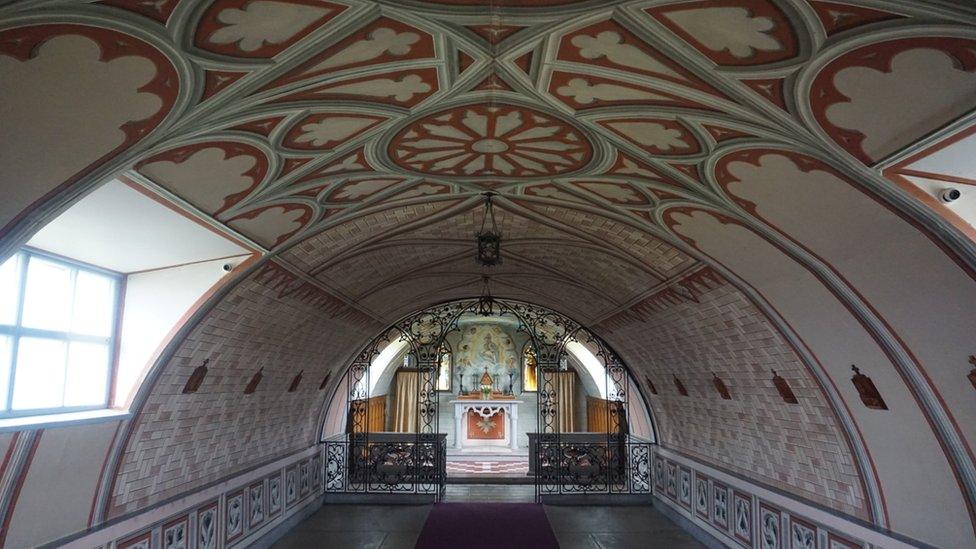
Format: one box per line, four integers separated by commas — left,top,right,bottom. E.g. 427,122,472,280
388,104,593,178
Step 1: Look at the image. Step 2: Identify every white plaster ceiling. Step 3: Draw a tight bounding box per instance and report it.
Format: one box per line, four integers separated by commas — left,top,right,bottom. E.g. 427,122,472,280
27,179,250,273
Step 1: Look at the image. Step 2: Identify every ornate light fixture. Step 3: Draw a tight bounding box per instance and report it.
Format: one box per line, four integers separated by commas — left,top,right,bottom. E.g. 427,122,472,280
476,192,501,266
477,275,495,317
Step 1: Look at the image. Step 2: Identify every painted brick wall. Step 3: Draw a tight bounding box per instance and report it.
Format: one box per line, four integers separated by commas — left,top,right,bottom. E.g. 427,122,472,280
515,201,694,277
596,268,869,520
108,262,380,517
282,201,459,272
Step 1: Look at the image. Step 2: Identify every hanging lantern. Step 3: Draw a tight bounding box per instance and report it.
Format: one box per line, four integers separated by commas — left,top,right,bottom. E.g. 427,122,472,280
477,275,495,316
476,192,502,266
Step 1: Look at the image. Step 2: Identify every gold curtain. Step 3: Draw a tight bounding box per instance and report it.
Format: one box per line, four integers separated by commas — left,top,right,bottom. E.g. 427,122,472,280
556,371,576,432
393,370,419,433
586,396,609,432
350,396,387,433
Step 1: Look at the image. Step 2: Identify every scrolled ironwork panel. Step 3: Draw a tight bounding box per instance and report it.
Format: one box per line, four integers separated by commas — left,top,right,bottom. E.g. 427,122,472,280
325,441,347,492
629,443,652,494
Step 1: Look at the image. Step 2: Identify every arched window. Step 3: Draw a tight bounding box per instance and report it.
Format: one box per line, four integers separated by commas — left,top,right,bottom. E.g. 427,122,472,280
522,345,537,392
436,344,452,391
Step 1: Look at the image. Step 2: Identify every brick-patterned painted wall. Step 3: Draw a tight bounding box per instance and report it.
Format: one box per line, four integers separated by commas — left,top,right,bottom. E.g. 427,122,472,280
596,268,869,520
108,261,380,517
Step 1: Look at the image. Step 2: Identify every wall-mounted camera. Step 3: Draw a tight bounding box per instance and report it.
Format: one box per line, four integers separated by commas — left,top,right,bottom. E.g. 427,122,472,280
222,258,245,272
940,188,961,203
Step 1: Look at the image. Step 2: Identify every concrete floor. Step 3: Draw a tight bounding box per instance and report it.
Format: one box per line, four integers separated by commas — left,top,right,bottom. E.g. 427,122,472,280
272,490,703,548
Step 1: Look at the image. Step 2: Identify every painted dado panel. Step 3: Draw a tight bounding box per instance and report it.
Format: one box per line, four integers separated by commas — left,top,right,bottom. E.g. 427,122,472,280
653,447,921,549
666,209,972,548
62,445,322,548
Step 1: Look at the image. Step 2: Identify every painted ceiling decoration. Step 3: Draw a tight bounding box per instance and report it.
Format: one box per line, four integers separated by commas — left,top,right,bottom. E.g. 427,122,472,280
2,1,976,546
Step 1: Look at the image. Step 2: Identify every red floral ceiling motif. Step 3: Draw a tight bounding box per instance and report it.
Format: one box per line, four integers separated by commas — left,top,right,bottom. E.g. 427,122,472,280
389,104,592,178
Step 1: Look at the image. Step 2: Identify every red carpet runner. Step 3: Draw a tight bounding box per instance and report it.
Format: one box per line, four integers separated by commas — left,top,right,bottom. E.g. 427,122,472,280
414,503,559,549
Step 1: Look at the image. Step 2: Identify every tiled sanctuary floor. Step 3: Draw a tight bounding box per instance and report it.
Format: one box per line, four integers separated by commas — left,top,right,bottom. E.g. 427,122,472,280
272,489,704,548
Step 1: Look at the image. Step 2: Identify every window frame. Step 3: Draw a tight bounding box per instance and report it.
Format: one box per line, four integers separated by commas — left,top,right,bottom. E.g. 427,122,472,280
0,247,122,418
522,343,538,392
435,342,453,392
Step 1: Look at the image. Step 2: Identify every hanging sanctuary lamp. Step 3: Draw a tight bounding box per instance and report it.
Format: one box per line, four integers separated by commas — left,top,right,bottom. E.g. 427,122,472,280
476,192,501,266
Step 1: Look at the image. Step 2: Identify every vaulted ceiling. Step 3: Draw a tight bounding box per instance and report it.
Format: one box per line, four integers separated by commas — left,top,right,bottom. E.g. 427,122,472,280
6,0,974,327
3,1,976,546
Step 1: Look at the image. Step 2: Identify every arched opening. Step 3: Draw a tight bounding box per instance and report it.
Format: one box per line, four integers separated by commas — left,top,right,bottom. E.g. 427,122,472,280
320,297,655,503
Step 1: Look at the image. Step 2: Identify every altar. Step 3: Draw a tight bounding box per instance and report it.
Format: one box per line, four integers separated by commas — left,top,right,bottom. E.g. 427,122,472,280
450,399,523,451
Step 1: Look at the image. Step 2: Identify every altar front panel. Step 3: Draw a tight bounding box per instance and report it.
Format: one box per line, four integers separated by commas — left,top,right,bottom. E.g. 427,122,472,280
451,400,522,452
466,409,505,440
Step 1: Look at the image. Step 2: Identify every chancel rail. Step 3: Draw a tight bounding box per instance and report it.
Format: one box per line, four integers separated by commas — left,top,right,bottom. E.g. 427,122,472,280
323,433,447,499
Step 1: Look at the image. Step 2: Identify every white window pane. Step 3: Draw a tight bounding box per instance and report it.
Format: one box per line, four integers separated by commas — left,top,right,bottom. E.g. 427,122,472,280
0,254,21,326
21,257,73,332
0,335,11,410
72,271,115,337
64,342,109,407
12,337,67,410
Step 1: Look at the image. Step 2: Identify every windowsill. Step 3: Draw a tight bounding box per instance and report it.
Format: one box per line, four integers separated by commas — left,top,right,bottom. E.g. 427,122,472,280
0,408,130,432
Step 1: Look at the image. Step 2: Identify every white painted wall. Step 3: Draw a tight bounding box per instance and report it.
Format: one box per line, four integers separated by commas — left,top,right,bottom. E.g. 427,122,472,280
116,258,239,406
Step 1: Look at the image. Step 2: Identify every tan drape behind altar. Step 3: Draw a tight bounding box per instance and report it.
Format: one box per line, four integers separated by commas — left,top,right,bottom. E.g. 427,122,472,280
393,370,419,433
556,371,576,432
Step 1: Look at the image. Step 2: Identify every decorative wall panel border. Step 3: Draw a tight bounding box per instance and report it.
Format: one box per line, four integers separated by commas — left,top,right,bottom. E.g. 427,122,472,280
60,446,324,548
652,447,929,549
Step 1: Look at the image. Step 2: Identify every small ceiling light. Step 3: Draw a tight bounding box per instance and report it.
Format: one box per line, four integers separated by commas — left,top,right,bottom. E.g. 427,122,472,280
712,373,732,400
771,369,798,404
645,375,658,395
476,192,502,267
244,368,263,395
851,365,887,410
182,359,209,394
673,375,688,397
288,370,303,393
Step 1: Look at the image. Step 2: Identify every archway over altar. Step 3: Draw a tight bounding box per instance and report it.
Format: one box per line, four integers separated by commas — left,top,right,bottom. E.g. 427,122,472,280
320,298,656,499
